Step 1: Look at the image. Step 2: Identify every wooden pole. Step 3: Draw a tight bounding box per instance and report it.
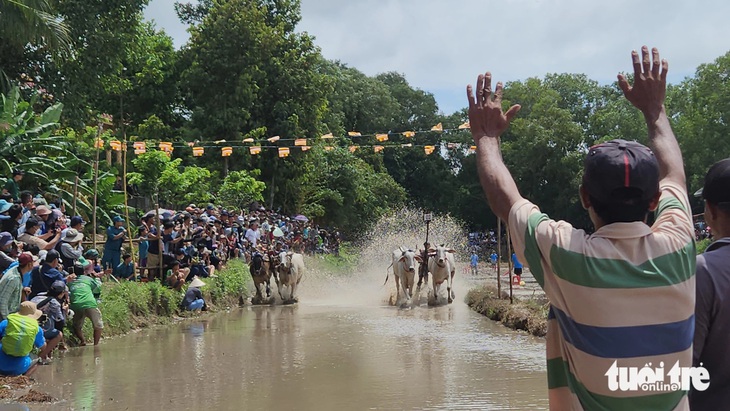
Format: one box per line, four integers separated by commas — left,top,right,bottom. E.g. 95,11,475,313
122,136,136,276
497,218,501,298
72,176,79,216
92,121,102,251
156,197,163,281
507,224,513,304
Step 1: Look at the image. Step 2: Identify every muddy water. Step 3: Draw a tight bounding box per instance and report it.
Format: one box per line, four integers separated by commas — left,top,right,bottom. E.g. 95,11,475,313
28,298,547,411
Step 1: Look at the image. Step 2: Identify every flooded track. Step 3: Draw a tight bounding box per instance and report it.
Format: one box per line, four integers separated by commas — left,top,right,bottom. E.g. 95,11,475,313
25,298,547,410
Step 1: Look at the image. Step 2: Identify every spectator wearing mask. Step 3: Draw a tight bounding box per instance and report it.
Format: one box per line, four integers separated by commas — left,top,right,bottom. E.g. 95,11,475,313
2,170,24,203
18,218,60,251
0,253,36,320
101,216,126,271
68,269,103,346
0,301,46,376
30,280,67,363
0,232,16,273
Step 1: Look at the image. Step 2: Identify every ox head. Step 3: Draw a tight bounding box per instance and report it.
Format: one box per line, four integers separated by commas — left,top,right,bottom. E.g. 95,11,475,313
431,244,456,265
277,251,292,275
399,249,422,272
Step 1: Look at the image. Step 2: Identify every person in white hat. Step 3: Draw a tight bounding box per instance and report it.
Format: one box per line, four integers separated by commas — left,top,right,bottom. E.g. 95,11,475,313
181,277,207,311
0,301,46,376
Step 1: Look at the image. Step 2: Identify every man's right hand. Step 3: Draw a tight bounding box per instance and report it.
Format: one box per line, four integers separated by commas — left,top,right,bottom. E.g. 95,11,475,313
617,46,667,123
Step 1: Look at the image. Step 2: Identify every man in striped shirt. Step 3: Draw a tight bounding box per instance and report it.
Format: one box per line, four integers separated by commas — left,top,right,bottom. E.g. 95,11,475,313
466,46,694,410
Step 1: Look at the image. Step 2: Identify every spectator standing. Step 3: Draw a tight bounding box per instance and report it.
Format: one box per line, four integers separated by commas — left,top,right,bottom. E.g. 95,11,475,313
33,205,54,236
137,225,149,279
692,158,730,410
2,170,24,203
0,232,16,273
16,191,34,236
0,253,35,320
0,301,45,376
68,273,103,346
511,252,523,278
467,47,695,409
245,221,261,249
101,216,126,271
470,252,478,276
56,228,83,272
17,218,61,251
29,250,68,299
60,215,85,242
489,250,498,272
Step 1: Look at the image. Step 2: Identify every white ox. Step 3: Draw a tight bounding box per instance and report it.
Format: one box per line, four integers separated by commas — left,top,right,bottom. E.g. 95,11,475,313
385,247,422,307
276,251,304,303
428,244,456,304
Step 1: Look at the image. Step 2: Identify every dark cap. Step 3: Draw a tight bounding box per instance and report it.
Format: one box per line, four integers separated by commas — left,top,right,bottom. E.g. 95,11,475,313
45,249,60,262
700,158,730,205
582,139,659,203
70,216,86,227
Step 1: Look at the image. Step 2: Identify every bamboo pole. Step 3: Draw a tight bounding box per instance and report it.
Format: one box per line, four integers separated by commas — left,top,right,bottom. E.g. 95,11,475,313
122,136,136,279
92,121,102,250
507,224,513,304
156,198,163,281
497,218,501,298
72,176,79,216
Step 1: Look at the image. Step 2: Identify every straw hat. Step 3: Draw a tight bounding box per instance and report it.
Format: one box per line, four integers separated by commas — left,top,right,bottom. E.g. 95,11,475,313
189,277,206,288
19,301,43,319
63,228,84,243
35,205,52,216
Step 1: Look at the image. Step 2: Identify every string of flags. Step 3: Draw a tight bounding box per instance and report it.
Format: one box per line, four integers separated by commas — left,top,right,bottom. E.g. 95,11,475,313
94,122,478,158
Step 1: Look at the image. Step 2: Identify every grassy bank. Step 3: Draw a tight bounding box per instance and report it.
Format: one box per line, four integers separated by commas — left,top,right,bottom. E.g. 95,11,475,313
465,285,549,337
75,259,248,343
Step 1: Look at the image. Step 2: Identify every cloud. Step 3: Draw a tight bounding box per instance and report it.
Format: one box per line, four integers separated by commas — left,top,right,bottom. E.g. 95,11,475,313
146,0,730,114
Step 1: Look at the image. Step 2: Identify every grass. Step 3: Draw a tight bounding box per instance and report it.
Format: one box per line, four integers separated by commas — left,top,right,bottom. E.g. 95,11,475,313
315,242,358,272
465,285,549,337
72,259,249,344
696,238,712,255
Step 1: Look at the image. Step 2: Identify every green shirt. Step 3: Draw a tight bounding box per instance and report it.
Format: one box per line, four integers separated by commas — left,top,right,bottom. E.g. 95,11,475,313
3,179,19,202
69,275,102,310
0,265,22,319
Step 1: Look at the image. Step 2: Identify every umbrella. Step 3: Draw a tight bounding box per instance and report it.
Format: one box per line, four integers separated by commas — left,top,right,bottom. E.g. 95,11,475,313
273,227,285,237
294,214,308,222
145,209,174,219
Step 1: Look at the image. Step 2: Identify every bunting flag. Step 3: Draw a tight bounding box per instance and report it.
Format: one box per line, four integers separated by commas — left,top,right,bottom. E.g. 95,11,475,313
278,147,290,157
192,147,204,157
250,146,262,155
187,142,195,147
374,145,384,153
301,146,311,151
402,131,415,138
324,146,334,151
109,140,122,151
242,138,255,143
424,145,436,155
268,136,280,143
94,139,104,149
376,133,388,142
133,142,146,154
431,123,443,132
470,145,477,152
458,122,470,130
294,138,307,146
221,147,233,157
159,142,173,153
321,133,334,139
214,139,226,144
348,131,361,137
447,143,458,149
402,143,413,148
349,146,359,153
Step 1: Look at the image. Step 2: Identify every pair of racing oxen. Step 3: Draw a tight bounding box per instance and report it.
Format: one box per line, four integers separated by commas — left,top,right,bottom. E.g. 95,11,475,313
385,245,456,307
249,250,305,304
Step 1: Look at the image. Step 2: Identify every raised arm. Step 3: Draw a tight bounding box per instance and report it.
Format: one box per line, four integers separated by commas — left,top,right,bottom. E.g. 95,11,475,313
617,46,685,187
466,72,523,222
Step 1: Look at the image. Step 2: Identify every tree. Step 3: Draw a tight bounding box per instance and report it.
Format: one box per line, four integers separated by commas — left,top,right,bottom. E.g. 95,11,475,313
159,162,213,208
217,170,266,210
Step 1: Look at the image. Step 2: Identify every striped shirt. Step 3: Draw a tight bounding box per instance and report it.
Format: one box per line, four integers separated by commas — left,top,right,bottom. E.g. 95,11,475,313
509,181,696,411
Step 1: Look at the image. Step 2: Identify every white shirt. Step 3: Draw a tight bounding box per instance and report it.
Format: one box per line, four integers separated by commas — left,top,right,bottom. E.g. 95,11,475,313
244,228,260,248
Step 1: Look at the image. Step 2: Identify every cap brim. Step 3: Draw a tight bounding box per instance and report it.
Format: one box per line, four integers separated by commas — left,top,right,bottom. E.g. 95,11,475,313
29,309,42,320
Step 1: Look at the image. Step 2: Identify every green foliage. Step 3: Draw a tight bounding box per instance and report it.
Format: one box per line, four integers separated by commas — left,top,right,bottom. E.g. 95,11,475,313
159,161,213,208
205,259,248,306
128,150,172,198
217,170,266,210
0,0,71,55
696,239,712,255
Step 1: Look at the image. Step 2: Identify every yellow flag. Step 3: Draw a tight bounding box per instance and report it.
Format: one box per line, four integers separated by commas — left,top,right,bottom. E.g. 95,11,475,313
294,138,307,146
431,123,443,132
242,138,254,143
221,147,233,157
374,145,384,153
94,139,104,149
349,146,359,153
458,122,470,130
268,136,280,143
376,134,388,142
159,142,173,152
301,146,311,151
250,146,262,155
133,142,146,155
278,147,290,157
470,145,477,152
192,147,204,157
109,140,122,151
321,133,334,139
424,145,435,155
402,131,415,138
348,131,361,137
324,146,334,151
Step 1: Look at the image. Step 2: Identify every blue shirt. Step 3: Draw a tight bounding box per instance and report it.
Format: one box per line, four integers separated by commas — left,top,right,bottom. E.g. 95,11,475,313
490,253,498,264
0,319,45,375
138,239,149,259
470,254,478,266
113,261,135,279
105,226,125,252
511,253,523,269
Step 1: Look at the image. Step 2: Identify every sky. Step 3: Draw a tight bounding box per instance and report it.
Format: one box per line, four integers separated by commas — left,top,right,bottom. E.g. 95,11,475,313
144,0,730,114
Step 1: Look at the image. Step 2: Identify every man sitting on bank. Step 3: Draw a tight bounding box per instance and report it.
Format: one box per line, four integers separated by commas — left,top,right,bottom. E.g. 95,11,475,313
0,301,46,376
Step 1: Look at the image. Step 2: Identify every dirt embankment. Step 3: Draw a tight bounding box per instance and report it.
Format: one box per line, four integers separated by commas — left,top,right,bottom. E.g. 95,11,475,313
465,285,549,337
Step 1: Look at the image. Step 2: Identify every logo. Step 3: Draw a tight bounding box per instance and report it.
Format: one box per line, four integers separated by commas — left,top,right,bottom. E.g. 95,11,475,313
605,361,710,392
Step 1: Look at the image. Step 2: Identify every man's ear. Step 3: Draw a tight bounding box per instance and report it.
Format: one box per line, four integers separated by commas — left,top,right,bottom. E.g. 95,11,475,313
579,185,591,210
647,190,662,212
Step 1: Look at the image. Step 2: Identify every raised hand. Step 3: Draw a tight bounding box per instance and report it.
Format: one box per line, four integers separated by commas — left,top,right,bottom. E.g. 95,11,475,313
617,46,668,122
466,72,521,140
